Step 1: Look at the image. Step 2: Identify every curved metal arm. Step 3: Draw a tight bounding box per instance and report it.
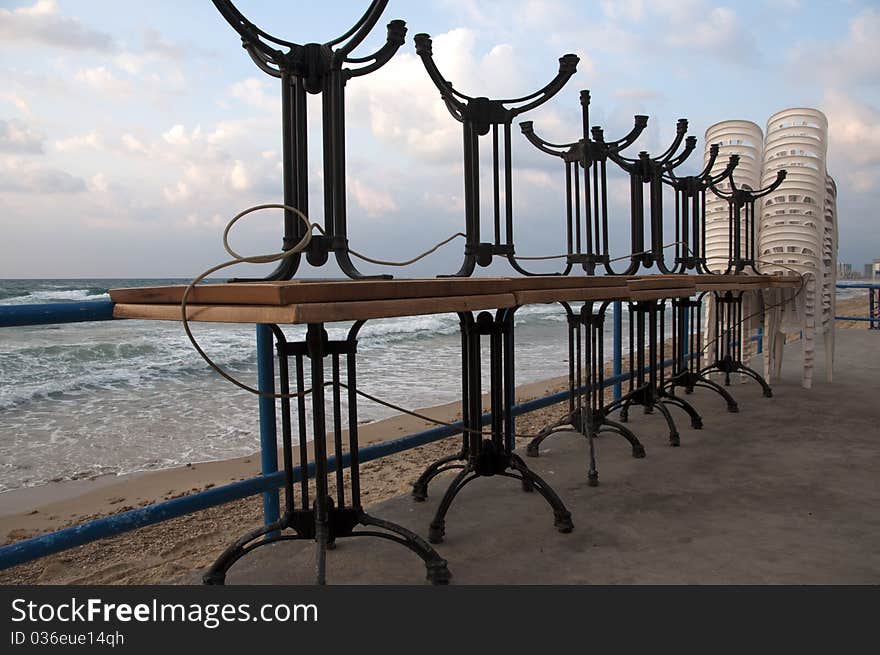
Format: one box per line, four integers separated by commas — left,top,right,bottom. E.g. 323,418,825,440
507,54,579,115
413,33,468,114
709,180,733,199
414,32,578,120
605,146,638,169
346,19,407,78
215,0,402,75
752,170,787,198
656,118,689,164
213,0,297,58
709,153,739,186
699,143,721,179
519,121,577,157
602,115,649,150
245,42,284,77
333,0,389,56
665,135,697,171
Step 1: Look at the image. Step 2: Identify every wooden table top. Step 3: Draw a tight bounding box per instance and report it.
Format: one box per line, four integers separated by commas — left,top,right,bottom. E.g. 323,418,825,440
110,274,802,324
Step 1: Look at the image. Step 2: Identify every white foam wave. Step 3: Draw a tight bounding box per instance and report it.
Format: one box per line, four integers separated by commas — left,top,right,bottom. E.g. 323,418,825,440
1,289,110,304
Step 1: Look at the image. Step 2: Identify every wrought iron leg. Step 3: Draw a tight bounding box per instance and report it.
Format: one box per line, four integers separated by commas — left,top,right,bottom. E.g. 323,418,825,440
411,449,467,501
203,518,294,585
653,401,680,447
525,414,576,457
597,420,647,459
356,511,451,584
660,395,704,429
737,365,774,397
693,379,739,412
509,453,574,532
428,468,479,543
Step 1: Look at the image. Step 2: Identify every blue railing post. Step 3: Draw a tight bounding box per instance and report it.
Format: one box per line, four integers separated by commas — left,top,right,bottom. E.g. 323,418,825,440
613,300,622,401
256,324,280,535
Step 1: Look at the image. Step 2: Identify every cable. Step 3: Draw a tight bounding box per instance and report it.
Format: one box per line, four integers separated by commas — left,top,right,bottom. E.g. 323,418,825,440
348,232,466,266
510,241,698,263
181,203,323,399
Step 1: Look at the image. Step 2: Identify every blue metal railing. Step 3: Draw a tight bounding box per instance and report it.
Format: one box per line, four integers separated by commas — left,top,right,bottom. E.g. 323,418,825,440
835,283,880,329
0,300,114,327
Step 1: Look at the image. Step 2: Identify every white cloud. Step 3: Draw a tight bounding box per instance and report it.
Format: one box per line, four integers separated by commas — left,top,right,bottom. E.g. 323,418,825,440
822,90,880,193
74,66,132,96
347,28,549,163
0,118,44,153
601,0,646,21
787,8,880,86
0,0,116,52
350,178,398,217
121,133,150,156
229,77,279,113
88,173,109,193
162,124,200,147
516,168,558,190
229,160,251,191
0,156,85,193
660,4,755,61
163,180,191,203
54,131,102,152
0,92,34,118
614,88,666,103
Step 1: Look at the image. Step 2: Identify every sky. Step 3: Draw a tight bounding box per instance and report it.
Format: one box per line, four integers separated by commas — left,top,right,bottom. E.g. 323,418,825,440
0,0,877,279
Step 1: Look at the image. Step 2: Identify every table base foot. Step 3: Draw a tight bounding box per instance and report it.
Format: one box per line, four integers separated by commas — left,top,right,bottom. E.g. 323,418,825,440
701,359,773,398
203,505,450,586
665,372,740,413
427,442,573,544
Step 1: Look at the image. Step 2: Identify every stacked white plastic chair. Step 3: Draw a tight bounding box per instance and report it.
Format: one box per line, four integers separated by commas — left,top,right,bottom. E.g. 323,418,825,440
758,108,829,389
702,121,765,378
704,120,765,273
821,174,838,381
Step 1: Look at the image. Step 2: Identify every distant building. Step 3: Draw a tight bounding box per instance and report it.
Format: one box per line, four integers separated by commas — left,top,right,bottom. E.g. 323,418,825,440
873,258,880,281
837,262,852,278
865,264,873,279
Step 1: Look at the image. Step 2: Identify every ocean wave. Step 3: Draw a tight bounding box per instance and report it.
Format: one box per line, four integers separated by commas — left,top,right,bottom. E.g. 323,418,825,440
0,332,259,409
0,288,110,304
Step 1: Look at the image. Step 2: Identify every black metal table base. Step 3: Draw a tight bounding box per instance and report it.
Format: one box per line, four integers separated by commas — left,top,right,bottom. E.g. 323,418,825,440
426,442,573,544
609,299,704,447
704,291,773,398
203,504,450,585
525,302,645,487
661,296,740,412
664,371,739,412
204,322,450,585
411,309,573,543
701,359,773,398
526,409,645,487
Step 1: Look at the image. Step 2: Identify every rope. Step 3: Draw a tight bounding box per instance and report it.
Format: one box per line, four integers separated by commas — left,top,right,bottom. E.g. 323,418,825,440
181,203,321,399
348,232,465,266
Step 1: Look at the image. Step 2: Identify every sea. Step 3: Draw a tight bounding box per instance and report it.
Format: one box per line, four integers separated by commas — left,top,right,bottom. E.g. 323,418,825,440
0,278,599,494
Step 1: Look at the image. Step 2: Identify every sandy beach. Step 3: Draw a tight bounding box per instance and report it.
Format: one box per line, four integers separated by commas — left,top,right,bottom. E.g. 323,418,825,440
0,294,869,585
